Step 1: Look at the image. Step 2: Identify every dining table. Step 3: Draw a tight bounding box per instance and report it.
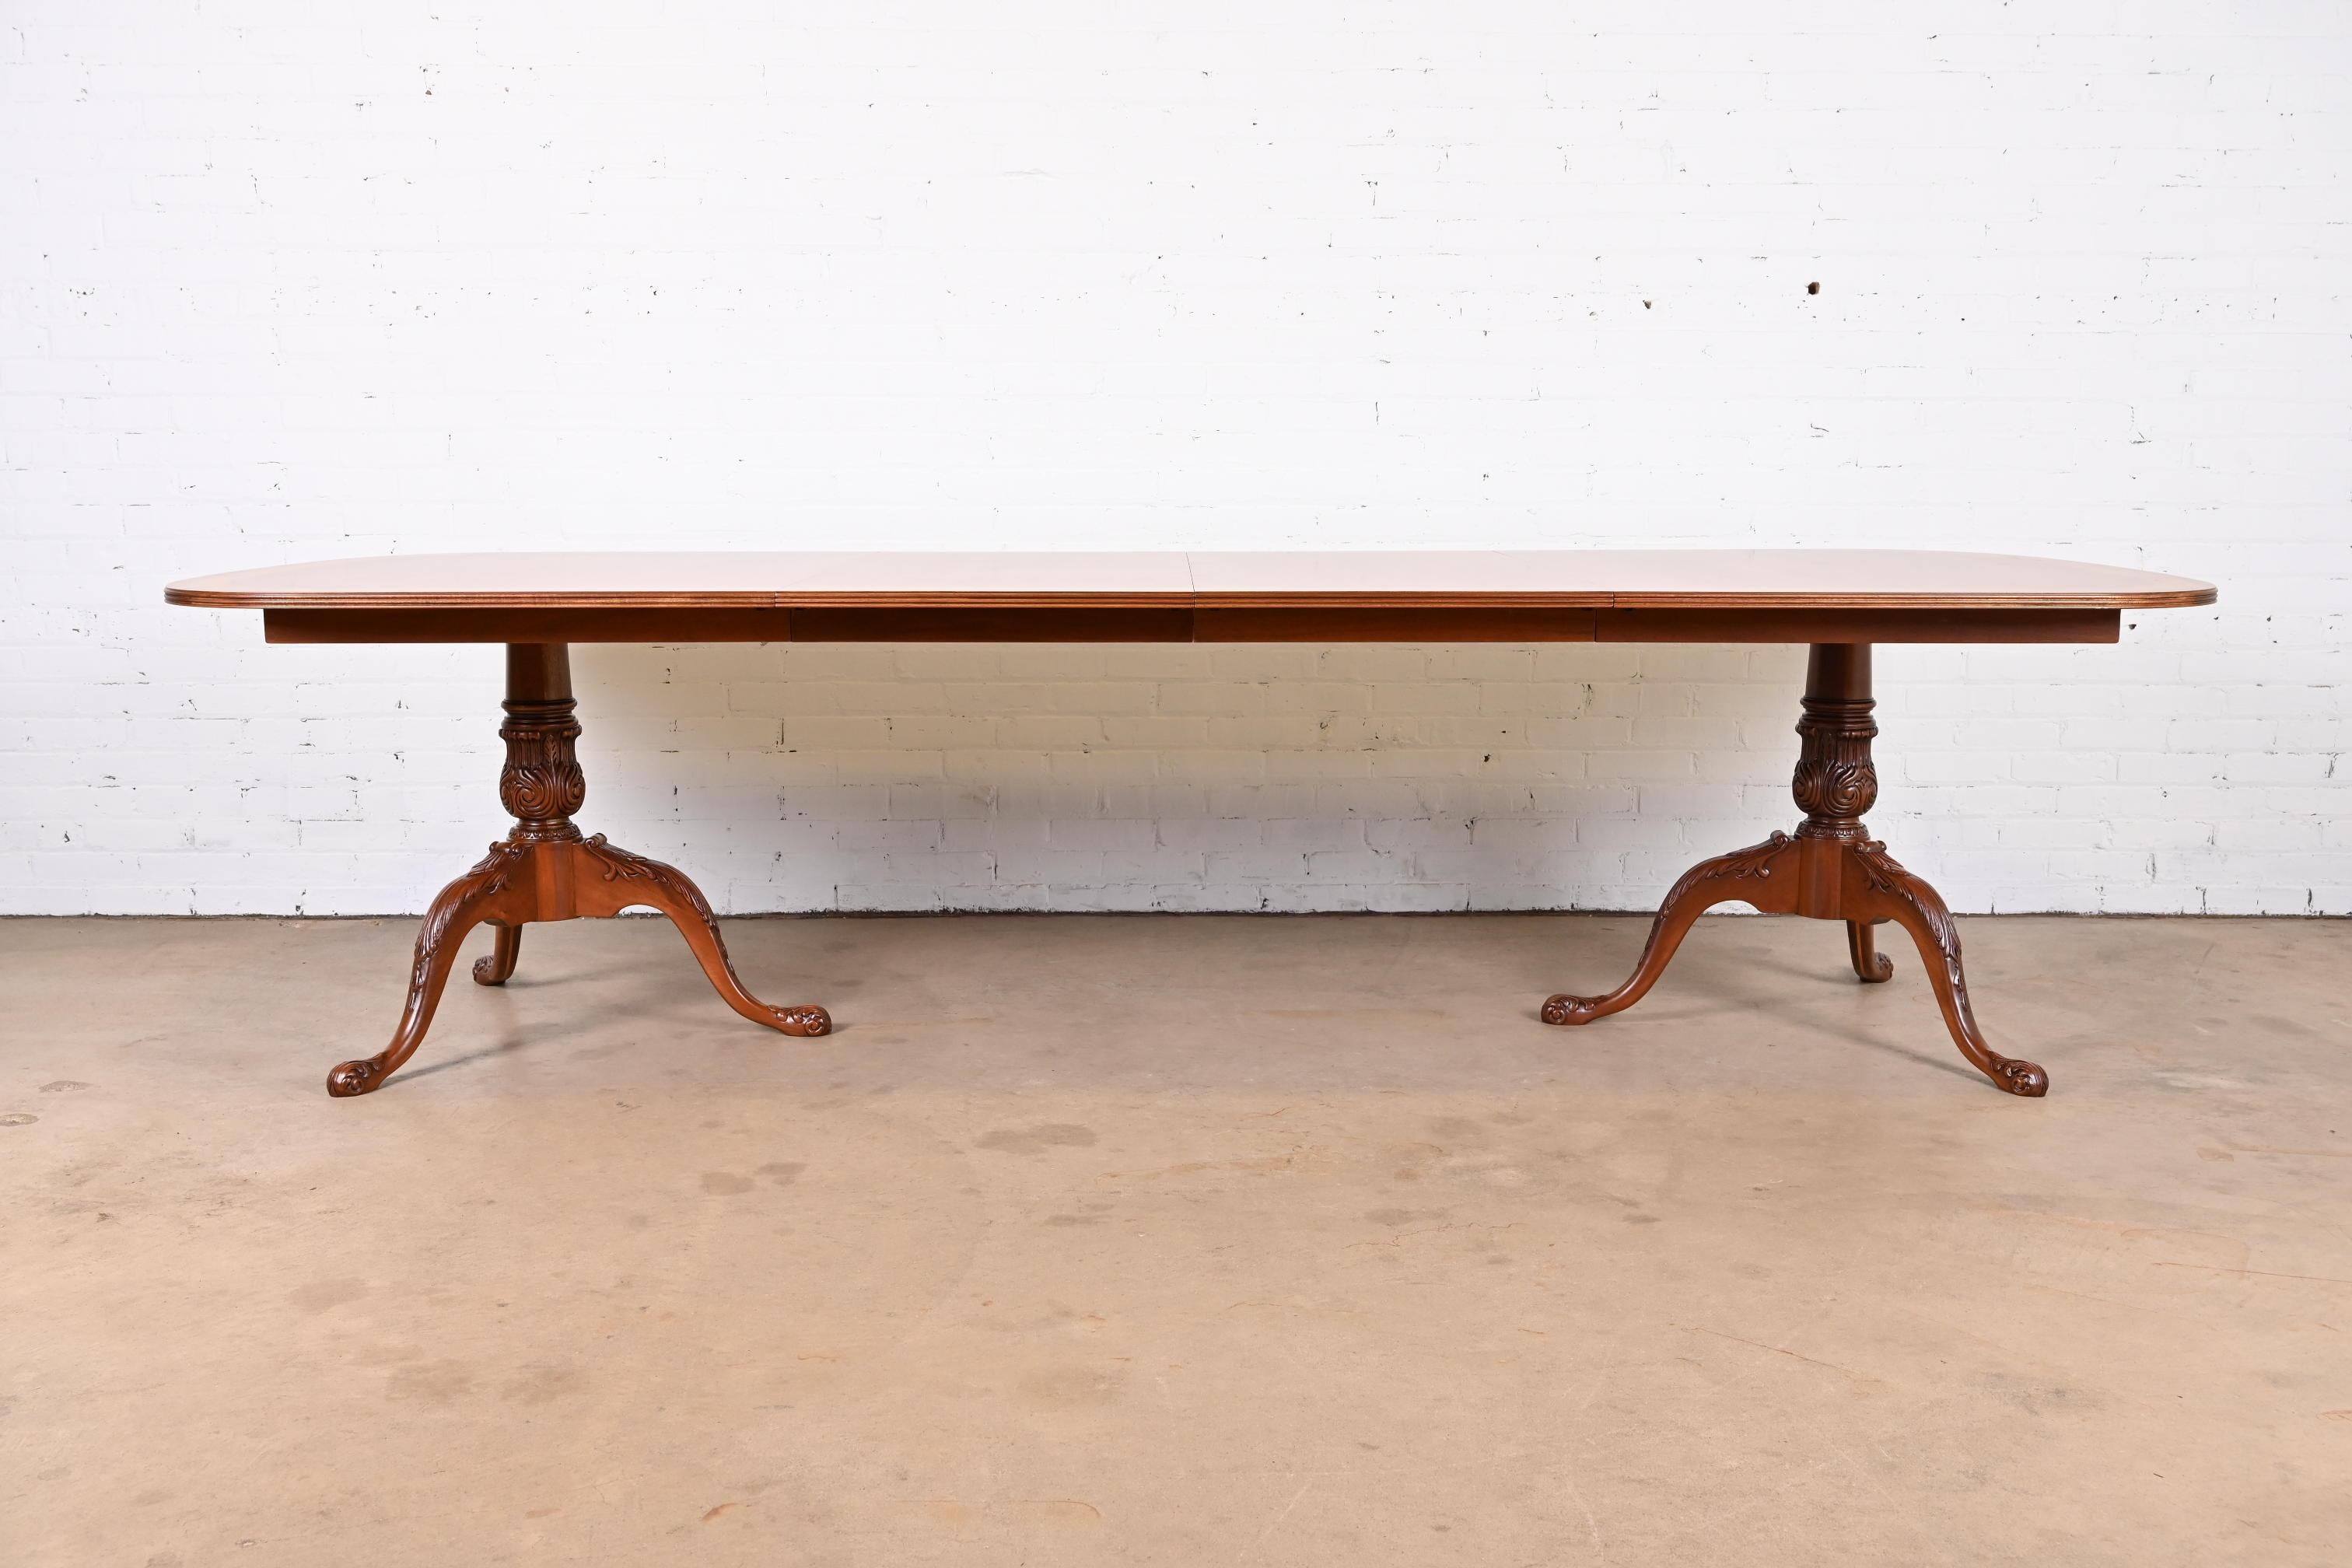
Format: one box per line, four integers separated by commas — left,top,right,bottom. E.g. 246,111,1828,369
165,549,2217,1100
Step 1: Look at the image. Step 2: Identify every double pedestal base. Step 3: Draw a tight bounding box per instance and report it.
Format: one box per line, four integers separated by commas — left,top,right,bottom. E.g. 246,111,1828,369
330,641,2041,1099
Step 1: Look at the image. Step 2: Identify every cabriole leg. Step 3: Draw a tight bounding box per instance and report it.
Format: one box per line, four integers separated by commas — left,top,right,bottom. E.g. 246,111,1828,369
576,836,830,1037
329,844,527,1097
1541,835,1798,1024
1849,842,2047,1097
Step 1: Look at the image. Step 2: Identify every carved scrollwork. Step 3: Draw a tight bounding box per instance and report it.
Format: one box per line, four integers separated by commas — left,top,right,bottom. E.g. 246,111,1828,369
1852,838,1909,892
1642,830,1790,919
1853,838,1966,999
579,835,726,939
1792,756,1878,821
326,1059,381,1096
580,832,660,881
500,761,584,823
581,833,705,902
1792,691,1879,838
1990,1058,2048,1094
1699,831,1790,882
1540,993,1601,1025
1538,831,1795,1027
497,697,586,836
406,841,526,991
472,924,522,986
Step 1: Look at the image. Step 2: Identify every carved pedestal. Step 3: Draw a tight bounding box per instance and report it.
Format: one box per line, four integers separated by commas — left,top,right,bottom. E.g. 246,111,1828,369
1541,644,2046,1097
326,644,829,1097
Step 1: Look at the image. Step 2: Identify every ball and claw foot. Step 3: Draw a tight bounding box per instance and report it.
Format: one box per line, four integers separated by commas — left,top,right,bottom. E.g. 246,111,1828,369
327,1059,384,1097
772,1004,831,1037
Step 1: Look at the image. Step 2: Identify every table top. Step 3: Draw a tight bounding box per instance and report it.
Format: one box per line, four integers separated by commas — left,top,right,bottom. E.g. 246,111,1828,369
166,550,2215,611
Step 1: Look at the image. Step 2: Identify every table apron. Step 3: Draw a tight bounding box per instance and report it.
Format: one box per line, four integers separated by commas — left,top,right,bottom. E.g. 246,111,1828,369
261,605,2122,646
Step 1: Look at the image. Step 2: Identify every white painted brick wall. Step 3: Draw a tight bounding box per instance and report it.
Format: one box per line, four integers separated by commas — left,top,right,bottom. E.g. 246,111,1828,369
3,2,2346,917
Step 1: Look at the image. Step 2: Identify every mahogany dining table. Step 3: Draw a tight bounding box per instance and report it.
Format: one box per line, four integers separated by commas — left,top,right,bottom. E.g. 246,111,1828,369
165,550,2216,1100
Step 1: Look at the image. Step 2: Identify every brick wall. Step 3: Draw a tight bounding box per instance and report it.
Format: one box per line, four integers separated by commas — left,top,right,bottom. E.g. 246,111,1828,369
3,4,2344,915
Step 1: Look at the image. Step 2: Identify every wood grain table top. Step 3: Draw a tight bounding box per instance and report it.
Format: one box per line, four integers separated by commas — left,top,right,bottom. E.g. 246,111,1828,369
166,550,2215,611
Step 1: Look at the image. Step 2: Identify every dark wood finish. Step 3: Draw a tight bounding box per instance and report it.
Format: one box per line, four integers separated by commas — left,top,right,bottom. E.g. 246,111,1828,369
1592,607,2120,645
1845,920,1892,983
324,643,829,1098
786,606,1196,642
1193,607,1600,642
266,607,796,645
472,924,522,986
166,551,2221,1101
263,604,2126,646
1540,642,2048,1097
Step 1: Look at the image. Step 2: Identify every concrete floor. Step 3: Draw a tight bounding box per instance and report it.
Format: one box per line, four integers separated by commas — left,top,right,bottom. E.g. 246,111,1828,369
2,912,2347,1566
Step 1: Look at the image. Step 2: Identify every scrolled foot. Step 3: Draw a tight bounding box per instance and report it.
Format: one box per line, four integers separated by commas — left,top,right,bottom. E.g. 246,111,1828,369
1991,1057,2049,1097
1846,919,1894,984
772,1004,831,1037
1541,993,1602,1026
471,924,523,987
327,1059,384,1097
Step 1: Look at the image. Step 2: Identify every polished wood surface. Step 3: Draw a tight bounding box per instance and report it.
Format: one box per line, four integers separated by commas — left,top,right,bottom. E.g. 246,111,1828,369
170,551,1195,607
169,549,2213,646
166,549,2214,610
1185,549,2211,607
